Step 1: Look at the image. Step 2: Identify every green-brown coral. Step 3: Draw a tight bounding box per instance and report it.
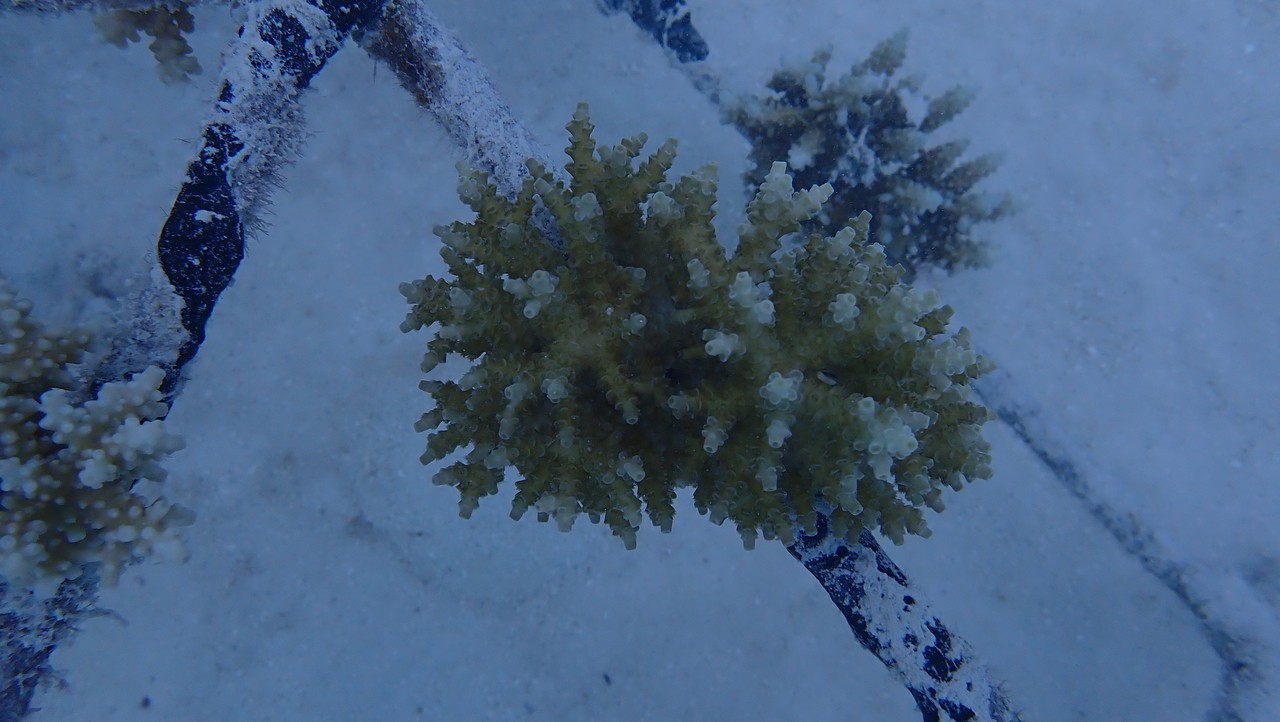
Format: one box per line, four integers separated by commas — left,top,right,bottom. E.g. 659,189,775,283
401,104,994,550
0,276,189,588
94,3,201,84
725,31,1016,276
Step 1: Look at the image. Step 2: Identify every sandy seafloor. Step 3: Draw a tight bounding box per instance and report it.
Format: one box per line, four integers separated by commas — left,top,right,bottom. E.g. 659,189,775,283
1,0,1278,719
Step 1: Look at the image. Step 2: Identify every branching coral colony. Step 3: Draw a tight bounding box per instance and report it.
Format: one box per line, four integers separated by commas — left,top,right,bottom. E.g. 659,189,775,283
401,104,995,550
0,276,189,591
725,31,1016,276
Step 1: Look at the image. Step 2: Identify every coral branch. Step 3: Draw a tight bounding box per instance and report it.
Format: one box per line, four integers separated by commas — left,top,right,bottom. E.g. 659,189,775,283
403,109,996,551
723,32,1015,276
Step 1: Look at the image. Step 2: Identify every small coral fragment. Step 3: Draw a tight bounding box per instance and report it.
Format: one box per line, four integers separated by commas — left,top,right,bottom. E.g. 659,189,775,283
94,3,202,84
1,276,189,589
724,32,1016,276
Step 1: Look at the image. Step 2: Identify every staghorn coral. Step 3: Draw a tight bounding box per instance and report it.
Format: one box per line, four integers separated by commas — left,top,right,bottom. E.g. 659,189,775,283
401,104,994,551
724,30,1016,276
0,275,189,590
